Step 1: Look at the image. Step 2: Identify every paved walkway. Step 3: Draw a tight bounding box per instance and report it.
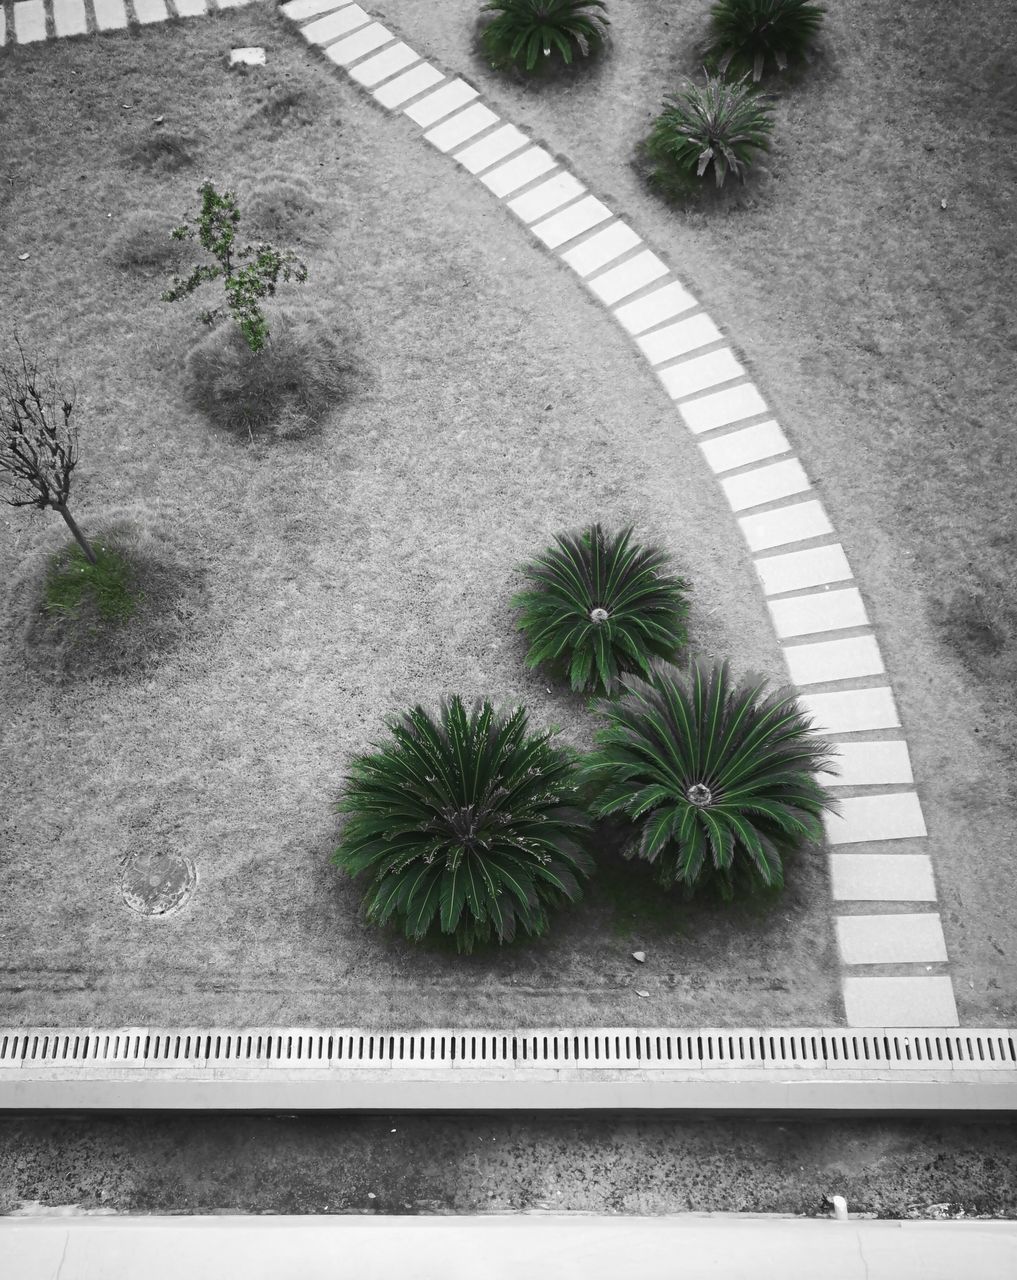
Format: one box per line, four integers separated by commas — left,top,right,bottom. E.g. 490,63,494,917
4,1214,1017,1279
1,0,960,1029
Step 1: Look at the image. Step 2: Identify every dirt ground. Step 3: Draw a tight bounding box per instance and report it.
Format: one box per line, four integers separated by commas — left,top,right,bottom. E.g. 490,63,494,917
0,0,1014,1029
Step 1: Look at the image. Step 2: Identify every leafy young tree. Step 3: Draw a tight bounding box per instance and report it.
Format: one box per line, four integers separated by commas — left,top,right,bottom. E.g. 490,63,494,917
0,338,95,565
163,181,308,354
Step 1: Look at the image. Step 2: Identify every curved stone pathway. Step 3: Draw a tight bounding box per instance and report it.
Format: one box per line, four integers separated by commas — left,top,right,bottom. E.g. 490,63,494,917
2,0,961,1028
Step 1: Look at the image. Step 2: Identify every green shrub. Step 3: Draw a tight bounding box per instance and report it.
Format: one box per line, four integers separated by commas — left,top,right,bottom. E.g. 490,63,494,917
703,0,826,82
644,74,774,190
184,308,349,441
44,540,138,625
333,697,593,953
480,0,609,72
513,524,690,695
579,659,836,900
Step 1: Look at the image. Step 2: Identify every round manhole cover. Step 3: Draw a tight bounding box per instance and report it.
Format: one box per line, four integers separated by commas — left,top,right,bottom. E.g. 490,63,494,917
121,850,196,917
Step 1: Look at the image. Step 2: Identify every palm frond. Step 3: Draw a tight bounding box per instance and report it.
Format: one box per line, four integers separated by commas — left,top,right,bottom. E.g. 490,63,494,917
702,0,826,83
480,0,610,72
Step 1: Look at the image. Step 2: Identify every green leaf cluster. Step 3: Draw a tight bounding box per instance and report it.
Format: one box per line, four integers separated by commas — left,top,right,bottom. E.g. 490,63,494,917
703,0,826,83
333,697,593,953
513,524,690,694
480,0,609,72
644,75,775,189
578,659,837,900
163,182,308,353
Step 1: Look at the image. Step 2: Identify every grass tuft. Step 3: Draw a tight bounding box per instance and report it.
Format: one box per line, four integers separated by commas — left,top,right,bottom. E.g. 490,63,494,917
242,175,323,246
107,209,183,271
44,540,138,624
126,128,198,174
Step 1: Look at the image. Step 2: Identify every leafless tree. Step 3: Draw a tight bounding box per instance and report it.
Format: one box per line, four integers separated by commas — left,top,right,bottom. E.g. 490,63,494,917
0,337,95,565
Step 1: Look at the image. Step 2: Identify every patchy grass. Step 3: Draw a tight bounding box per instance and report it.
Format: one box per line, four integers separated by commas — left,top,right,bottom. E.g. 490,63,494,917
43,539,137,624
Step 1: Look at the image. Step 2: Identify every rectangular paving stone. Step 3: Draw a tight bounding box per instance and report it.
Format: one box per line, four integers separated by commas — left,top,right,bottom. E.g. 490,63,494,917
324,23,393,66
658,349,745,400
799,687,901,734
93,0,127,26
508,172,584,223
173,0,207,14
53,0,87,35
699,420,789,475
281,0,350,20
453,123,528,174
824,792,927,845
561,222,641,276
480,146,556,198
720,458,810,513
738,500,834,553
754,543,853,596
587,250,668,305
783,634,884,686
14,0,47,41
349,41,419,87
425,103,499,153
297,2,366,42
614,281,698,335
133,0,167,22
0,8,6,43
768,586,868,639
819,739,914,787
837,913,948,965
404,79,478,127
531,195,612,248
830,854,936,902
213,0,254,8
679,383,767,433
373,63,444,109
637,313,722,366
844,976,958,1028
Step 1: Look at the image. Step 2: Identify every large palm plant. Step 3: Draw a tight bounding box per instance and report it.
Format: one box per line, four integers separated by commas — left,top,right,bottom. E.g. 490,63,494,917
644,74,774,190
703,0,826,82
333,697,593,953
513,524,690,695
579,659,836,899
480,0,610,72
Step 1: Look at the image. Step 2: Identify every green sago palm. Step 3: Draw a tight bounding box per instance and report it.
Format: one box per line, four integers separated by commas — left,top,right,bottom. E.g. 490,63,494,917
333,697,593,953
480,0,610,72
579,659,837,900
703,0,826,82
644,74,774,189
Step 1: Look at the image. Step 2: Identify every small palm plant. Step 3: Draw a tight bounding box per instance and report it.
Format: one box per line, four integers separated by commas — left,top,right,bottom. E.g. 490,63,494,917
578,660,836,900
333,697,593,953
644,74,774,191
703,0,826,82
513,524,690,695
480,0,610,73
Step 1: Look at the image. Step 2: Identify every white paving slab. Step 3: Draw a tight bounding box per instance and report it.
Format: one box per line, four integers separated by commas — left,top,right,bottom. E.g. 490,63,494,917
281,0,349,20
93,0,127,26
679,383,768,433
799,687,901,734
230,46,265,64
175,0,207,15
768,586,868,639
349,42,419,87
53,0,86,36
13,0,47,41
783,634,884,686
0,8,6,43
508,172,585,223
561,222,641,276
829,854,937,902
819,739,914,787
720,458,810,512
404,79,478,127
658,349,745,400
843,976,958,1027
754,543,853,596
824,792,927,845
738,500,834,552
133,0,167,23
298,3,367,43
480,147,556,197
586,250,668,304
324,22,393,66
836,913,948,965
614,281,698,335
454,123,528,174
373,62,444,109
213,0,254,8
637,313,723,365
699,420,790,474
531,196,612,248
425,103,499,153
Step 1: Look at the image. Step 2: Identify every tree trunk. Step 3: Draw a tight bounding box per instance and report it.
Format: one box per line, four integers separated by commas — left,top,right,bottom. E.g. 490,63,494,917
54,503,97,566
